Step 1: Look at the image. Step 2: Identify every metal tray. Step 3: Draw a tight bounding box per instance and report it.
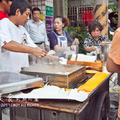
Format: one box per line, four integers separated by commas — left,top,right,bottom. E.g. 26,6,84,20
0,72,44,94
21,64,86,88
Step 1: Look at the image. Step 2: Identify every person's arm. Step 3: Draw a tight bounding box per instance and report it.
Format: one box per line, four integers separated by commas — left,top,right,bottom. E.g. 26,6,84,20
100,41,112,45
84,37,96,52
100,36,112,45
107,56,120,73
106,28,120,73
44,54,61,62
66,32,79,45
85,46,97,52
2,41,47,58
54,45,68,52
74,38,79,44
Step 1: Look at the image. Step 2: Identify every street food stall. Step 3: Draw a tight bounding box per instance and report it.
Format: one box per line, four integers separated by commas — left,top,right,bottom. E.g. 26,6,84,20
0,57,113,120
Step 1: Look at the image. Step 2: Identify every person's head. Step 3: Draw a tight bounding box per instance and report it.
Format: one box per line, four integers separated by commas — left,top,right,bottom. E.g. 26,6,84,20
9,0,32,26
32,7,41,22
0,0,13,13
88,21,103,39
54,16,69,32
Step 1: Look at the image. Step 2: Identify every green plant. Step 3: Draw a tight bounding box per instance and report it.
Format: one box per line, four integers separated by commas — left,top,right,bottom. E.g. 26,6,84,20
108,3,118,28
68,24,89,54
108,28,113,40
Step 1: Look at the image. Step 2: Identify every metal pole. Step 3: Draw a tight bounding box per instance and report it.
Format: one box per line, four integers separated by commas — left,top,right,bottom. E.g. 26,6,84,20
53,0,66,17
94,0,108,37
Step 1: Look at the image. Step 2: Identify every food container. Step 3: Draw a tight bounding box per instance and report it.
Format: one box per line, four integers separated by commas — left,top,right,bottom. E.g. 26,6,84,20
21,64,86,88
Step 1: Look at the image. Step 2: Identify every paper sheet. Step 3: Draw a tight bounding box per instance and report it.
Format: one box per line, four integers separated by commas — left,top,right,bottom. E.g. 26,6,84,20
70,54,76,61
77,54,96,62
3,85,88,102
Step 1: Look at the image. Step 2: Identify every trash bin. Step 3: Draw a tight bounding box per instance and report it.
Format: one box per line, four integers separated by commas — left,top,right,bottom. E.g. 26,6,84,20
109,100,118,120
2,108,10,120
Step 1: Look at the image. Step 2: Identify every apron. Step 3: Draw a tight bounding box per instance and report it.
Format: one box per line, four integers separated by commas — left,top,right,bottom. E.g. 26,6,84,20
52,31,67,57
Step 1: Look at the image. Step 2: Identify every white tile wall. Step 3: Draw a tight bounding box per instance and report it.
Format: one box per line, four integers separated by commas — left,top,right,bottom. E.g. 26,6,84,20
42,1,45,4
38,6,42,10
41,6,45,10
30,0,53,16
38,1,41,5
42,11,46,14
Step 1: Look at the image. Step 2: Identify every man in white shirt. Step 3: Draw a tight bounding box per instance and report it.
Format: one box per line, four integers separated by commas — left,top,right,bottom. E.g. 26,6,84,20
0,0,58,72
25,7,49,64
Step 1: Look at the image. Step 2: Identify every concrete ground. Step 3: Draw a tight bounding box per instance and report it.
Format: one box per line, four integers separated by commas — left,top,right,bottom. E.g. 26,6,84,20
109,92,119,120
109,73,119,120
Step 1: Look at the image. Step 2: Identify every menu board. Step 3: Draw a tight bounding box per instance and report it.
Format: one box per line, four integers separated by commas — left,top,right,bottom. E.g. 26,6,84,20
46,16,53,34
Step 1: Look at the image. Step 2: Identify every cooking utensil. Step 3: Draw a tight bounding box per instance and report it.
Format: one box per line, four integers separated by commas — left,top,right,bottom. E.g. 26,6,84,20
21,64,86,88
100,44,111,62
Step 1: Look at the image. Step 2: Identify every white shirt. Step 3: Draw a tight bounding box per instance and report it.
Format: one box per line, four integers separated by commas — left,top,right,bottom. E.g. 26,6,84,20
0,18,37,72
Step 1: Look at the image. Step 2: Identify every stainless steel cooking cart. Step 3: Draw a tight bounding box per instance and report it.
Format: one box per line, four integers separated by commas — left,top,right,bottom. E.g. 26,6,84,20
1,72,113,120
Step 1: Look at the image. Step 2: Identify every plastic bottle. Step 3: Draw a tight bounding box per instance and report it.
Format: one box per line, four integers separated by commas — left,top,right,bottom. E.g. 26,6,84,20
72,41,79,54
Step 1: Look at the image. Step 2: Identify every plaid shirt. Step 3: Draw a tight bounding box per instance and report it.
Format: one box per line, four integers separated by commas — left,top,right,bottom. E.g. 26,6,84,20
84,35,110,51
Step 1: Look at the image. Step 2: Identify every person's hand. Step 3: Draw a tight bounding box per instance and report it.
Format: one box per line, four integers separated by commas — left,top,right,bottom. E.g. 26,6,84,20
100,41,107,45
100,41,112,45
45,45,49,52
90,46,97,51
70,45,76,51
74,38,79,44
45,54,61,62
31,47,47,58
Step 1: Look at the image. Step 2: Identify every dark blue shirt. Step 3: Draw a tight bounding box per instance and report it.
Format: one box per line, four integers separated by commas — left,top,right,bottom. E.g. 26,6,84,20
48,31,73,50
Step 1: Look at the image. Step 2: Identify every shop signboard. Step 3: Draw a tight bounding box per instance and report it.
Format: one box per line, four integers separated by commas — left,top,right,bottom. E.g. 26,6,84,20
46,16,53,34
46,6,53,17
46,6,53,34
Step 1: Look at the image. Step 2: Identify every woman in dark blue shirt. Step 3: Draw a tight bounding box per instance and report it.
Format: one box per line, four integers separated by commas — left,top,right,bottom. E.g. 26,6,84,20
48,16,79,53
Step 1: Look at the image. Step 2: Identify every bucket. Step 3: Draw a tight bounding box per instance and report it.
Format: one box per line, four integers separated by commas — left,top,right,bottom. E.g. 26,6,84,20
100,44,111,63
109,100,118,120
2,108,10,120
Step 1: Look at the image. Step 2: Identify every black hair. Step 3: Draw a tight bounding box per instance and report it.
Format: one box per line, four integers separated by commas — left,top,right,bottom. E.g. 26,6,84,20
54,16,69,27
0,0,13,2
88,21,103,34
9,0,32,16
32,7,41,14
54,16,64,23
